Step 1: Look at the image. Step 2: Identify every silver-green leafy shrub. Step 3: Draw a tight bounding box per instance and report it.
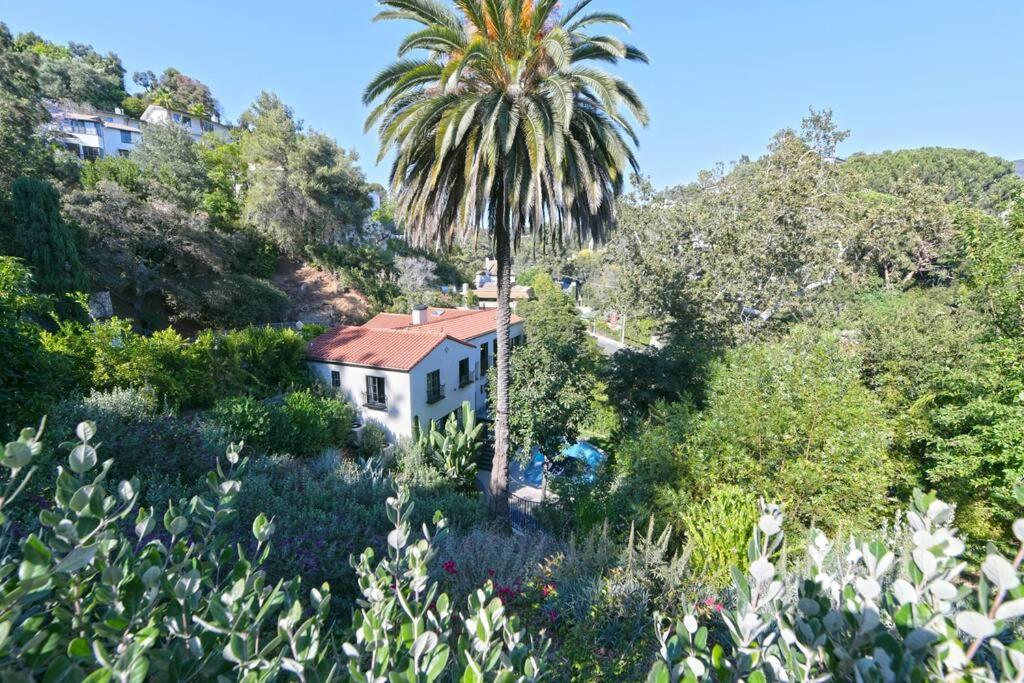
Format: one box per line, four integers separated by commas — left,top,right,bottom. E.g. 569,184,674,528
342,489,548,682
649,491,1024,682
0,420,335,680
0,421,542,681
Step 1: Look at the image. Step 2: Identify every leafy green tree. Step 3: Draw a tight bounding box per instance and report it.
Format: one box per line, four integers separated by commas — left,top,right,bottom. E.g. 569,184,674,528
151,66,218,115
683,326,899,536
0,23,52,189
199,135,246,230
615,111,851,345
14,32,127,110
956,201,1024,338
501,343,592,456
846,179,956,289
0,177,88,302
130,122,208,210
240,92,371,254
843,147,1024,213
365,0,648,507
0,258,82,436
516,274,596,367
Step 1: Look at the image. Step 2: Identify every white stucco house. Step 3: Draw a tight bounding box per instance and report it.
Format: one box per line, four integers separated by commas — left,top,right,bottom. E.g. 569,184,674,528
140,104,232,142
49,107,142,159
307,306,525,440
47,102,231,160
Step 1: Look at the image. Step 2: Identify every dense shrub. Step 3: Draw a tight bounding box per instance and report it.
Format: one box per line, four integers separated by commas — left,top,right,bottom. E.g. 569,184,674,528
272,390,354,457
62,320,311,410
356,419,390,460
0,422,536,681
682,326,899,537
80,155,144,193
208,396,274,454
0,258,79,437
210,391,354,458
681,485,757,589
650,491,1024,681
0,177,88,308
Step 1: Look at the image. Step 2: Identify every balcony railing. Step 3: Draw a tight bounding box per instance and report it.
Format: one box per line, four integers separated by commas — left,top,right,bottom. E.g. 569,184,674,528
426,384,446,405
458,370,476,388
361,391,388,411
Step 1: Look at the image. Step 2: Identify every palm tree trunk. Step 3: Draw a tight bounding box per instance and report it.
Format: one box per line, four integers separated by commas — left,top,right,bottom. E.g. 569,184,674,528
489,194,512,515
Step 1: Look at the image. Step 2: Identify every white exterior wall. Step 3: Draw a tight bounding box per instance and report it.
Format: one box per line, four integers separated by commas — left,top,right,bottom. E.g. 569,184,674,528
141,106,232,142
100,128,140,157
308,361,412,439
407,339,481,433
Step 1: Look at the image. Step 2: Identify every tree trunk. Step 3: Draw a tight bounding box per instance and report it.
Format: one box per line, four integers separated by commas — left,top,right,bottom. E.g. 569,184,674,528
489,194,512,516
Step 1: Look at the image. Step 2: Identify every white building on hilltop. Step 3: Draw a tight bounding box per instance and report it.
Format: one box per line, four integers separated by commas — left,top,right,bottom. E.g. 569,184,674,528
47,102,231,160
307,306,525,440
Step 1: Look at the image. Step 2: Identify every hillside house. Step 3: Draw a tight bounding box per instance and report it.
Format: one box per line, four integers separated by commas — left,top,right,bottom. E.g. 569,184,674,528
307,306,525,440
48,102,231,160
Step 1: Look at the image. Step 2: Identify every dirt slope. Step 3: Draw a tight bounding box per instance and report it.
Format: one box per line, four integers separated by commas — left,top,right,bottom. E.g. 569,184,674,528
272,259,371,326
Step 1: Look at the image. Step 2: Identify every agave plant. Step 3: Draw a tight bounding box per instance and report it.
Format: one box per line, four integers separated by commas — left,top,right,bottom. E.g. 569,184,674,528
416,401,484,490
365,0,649,510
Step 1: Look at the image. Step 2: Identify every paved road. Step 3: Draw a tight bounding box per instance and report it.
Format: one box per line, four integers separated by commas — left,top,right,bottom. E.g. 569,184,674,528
589,332,627,356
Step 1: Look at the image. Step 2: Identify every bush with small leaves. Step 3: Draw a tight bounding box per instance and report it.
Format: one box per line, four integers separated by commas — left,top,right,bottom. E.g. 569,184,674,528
648,490,1024,682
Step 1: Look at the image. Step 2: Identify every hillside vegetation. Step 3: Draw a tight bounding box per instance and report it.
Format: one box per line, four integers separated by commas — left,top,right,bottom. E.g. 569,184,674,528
1,10,1023,682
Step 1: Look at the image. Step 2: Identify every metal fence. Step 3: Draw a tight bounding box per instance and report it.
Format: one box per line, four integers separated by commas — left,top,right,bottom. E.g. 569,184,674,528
508,493,543,534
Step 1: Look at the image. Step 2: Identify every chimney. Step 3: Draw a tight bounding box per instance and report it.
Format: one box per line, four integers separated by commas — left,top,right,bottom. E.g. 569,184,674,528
411,304,428,325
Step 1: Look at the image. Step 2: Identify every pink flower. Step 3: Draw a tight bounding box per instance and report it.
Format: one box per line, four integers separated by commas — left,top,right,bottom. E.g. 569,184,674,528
541,583,557,598
443,560,458,575
487,569,496,578
544,608,560,622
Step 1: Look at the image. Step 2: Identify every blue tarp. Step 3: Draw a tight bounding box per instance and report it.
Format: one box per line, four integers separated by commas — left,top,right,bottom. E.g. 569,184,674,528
523,442,606,488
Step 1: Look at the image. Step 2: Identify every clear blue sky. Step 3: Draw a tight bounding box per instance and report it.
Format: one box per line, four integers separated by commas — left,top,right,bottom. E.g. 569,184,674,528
5,0,1022,188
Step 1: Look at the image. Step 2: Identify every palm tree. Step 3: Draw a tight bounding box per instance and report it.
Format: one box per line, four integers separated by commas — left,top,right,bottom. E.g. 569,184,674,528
151,88,176,110
365,0,648,510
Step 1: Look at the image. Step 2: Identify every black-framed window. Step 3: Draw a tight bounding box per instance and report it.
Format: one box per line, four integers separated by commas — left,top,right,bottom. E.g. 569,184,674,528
492,339,498,356
459,358,472,386
426,370,444,404
70,119,92,134
480,343,489,373
365,376,386,409
331,370,341,388
120,130,133,143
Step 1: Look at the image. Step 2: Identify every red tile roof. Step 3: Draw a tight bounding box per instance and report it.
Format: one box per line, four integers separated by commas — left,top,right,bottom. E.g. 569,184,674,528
307,326,474,371
309,308,523,371
364,308,522,341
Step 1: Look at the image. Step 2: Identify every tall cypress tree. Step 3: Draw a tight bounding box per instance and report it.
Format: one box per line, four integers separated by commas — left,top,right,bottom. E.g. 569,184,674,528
1,177,88,302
